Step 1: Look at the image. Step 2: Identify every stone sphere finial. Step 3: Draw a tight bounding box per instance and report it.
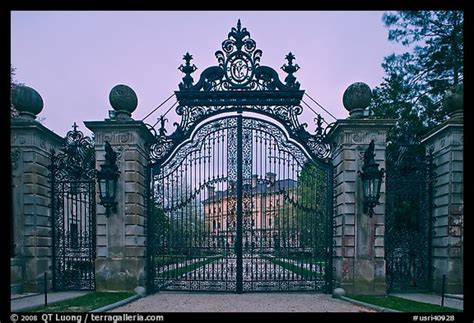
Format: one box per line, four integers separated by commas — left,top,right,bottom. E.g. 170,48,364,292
332,287,346,299
109,84,138,120
11,85,44,120
443,83,463,118
342,82,372,118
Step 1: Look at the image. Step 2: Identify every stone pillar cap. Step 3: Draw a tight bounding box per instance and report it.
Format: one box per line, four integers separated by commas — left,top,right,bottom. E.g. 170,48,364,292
109,84,138,121
342,82,372,119
11,85,44,120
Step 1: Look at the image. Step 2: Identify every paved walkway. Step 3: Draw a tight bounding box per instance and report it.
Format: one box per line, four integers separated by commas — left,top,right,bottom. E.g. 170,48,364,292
111,292,374,312
391,293,463,310
11,291,90,312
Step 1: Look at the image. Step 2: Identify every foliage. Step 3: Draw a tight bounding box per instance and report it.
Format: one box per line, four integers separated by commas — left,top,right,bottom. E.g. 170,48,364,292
11,65,22,118
371,11,462,249
30,292,134,312
273,162,329,252
296,162,329,250
346,295,461,312
148,204,170,255
149,184,207,257
371,11,463,138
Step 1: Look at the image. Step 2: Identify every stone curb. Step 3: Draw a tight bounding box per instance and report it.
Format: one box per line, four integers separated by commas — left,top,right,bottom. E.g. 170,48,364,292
91,294,142,313
11,293,41,301
340,296,401,313
445,294,463,300
12,292,92,312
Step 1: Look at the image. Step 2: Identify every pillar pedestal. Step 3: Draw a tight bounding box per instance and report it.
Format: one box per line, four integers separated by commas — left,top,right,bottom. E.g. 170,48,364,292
85,120,154,292
327,118,394,295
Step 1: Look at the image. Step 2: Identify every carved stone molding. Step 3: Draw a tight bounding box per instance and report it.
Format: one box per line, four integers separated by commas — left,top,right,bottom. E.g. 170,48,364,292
94,131,144,147
11,149,21,171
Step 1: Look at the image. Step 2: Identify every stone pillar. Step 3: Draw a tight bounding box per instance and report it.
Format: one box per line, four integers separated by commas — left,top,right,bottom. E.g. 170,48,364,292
420,85,463,294
326,82,394,295
84,84,154,292
11,86,63,293
327,119,394,295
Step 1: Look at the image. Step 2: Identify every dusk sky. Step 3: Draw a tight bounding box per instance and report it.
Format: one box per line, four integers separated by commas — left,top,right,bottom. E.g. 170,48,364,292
11,11,408,137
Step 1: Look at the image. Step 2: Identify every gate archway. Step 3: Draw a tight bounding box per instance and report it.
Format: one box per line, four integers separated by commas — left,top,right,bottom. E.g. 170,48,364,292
147,21,333,293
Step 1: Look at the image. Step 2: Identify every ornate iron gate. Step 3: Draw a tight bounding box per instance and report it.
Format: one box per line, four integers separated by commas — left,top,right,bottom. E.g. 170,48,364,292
49,124,96,291
147,21,333,293
385,138,434,292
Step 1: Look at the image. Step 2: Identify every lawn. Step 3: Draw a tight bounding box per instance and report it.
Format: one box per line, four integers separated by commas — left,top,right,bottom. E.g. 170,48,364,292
346,295,461,313
29,292,134,312
157,256,222,279
154,255,196,268
260,255,322,279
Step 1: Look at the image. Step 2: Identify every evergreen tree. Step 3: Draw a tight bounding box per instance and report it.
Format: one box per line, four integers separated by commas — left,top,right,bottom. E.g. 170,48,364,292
371,11,463,139
372,13,462,289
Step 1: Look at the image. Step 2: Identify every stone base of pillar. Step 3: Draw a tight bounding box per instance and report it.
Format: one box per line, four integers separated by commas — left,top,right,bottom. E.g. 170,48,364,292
11,257,24,294
95,258,146,292
432,258,463,294
339,259,386,296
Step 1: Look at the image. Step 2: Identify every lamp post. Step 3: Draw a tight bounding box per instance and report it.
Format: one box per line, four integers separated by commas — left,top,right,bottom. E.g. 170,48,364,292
97,141,120,217
359,140,384,217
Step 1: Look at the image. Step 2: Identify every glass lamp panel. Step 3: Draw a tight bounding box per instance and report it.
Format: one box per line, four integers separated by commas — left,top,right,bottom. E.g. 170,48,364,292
109,178,117,201
99,179,107,201
376,176,383,199
105,179,112,200
362,178,369,200
368,178,376,199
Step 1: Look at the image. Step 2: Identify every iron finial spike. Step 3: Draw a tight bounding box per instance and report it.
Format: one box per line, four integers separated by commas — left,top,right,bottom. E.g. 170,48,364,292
72,122,78,132
183,52,193,64
237,19,241,30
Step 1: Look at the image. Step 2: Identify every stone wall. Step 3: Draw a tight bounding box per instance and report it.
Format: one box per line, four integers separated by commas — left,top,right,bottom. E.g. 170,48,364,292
327,119,394,295
84,121,154,291
421,117,463,293
11,120,62,293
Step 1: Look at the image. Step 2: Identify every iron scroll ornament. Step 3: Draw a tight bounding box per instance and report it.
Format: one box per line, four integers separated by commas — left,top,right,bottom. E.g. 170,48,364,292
149,20,331,165
49,123,95,182
49,123,97,291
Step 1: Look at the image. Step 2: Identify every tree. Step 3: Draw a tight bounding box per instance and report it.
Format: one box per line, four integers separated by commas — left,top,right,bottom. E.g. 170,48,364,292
371,10,463,184
273,162,329,258
296,162,329,253
151,180,207,257
10,65,22,118
371,11,463,138
371,12,462,290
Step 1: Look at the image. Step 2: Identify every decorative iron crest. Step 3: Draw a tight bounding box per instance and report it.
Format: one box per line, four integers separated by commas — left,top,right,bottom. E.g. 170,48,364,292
150,20,331,164
177,19,302,95
49,123,96,181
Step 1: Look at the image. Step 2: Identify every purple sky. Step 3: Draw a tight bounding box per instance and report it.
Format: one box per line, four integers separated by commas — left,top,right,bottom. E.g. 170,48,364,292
11,11,408,137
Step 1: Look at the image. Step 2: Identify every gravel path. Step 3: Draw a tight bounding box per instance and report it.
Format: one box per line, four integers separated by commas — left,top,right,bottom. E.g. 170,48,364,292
110,292,373,312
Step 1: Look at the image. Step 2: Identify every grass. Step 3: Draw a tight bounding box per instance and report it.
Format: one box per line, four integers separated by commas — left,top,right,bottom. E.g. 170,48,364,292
286,255,326,266
154,255,197,267
346,295,461,313
260,255,321,278
29,292,134,312
158,256,222,279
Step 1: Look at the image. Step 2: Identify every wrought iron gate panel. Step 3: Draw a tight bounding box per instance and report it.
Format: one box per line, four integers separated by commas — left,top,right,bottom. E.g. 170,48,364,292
239,117,332,292
147,20,333,293
149,116,332,292
50,125,96,291
150,117,239,292
385,141,434,292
